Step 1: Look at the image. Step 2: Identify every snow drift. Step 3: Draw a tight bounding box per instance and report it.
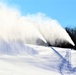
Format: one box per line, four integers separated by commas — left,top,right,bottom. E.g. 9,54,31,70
0,3,75,47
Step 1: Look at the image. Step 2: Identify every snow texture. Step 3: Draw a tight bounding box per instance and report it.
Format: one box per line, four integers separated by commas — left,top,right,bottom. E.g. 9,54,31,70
0,41,76,75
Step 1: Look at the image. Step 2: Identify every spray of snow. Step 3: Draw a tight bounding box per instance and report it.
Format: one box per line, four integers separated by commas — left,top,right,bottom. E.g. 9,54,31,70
0,2,76,75
0,4,47,46
23,13,75,46
0,3,75,46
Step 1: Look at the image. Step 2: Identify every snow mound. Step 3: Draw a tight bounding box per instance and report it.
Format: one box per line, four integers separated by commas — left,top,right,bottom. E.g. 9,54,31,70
0,41,38,55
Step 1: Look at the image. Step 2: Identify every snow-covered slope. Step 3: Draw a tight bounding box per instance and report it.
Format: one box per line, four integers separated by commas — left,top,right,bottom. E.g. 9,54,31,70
0,41,76,75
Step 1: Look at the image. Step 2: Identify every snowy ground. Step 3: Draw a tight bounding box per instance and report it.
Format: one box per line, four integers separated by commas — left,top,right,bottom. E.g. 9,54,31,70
0,41,76,75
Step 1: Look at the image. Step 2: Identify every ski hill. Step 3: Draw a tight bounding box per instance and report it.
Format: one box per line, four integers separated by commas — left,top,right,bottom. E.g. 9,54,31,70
0,42,76,75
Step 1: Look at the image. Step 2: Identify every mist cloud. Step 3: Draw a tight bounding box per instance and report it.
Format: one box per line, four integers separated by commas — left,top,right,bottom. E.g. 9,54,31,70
0,3,75,46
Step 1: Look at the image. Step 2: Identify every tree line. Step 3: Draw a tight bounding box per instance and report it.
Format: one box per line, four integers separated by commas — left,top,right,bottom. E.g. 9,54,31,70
65,27,76,50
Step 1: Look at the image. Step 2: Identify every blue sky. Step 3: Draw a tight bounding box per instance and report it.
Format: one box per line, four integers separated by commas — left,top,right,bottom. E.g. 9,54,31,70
1,0,76,27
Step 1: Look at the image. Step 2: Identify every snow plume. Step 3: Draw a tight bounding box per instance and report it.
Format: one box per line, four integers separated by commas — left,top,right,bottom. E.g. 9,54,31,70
24,13,75,46
0,3,47,46
0,3,75,46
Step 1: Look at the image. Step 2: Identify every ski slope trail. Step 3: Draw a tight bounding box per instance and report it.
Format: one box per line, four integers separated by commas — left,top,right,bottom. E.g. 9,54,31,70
0,42,76,75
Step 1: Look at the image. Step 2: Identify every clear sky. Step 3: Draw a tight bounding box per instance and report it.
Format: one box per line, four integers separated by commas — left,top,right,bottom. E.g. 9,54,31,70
1,0,76,27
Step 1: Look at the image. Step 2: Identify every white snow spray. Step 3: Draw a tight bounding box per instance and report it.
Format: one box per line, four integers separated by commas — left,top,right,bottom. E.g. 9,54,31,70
25,13,75,46
0,3,75,46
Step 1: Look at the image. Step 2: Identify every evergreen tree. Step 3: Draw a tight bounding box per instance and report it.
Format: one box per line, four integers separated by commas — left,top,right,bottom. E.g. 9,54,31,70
65,27,76,50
